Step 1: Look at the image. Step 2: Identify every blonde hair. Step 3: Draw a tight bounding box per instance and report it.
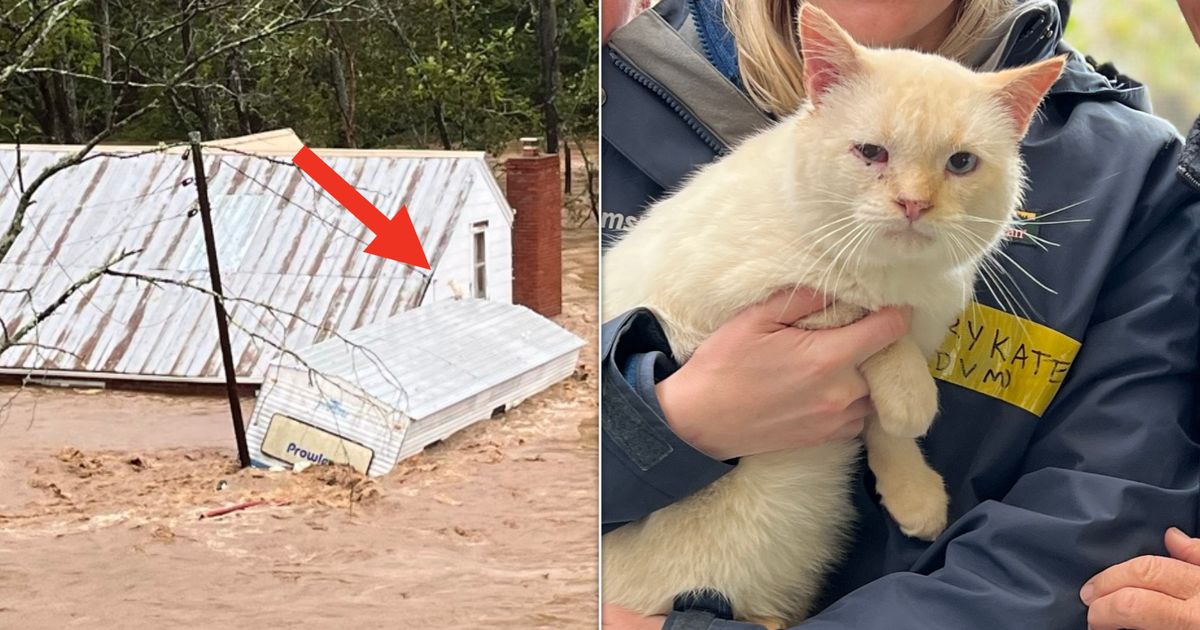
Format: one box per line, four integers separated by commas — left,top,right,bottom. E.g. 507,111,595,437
723,0,1016,115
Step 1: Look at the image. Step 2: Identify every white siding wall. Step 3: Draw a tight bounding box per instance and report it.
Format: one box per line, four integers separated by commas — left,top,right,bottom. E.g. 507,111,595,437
246,366,410,477
396,351,578,460
424,168,513,305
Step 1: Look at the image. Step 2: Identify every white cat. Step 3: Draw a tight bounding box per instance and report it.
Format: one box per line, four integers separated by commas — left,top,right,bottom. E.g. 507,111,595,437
602,6,1065,628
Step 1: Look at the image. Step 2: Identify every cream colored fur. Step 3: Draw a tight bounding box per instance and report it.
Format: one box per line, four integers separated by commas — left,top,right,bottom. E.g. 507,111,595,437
602,7,1064,626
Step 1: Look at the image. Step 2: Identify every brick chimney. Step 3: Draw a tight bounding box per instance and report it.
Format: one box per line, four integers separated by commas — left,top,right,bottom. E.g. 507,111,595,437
506,137,562,317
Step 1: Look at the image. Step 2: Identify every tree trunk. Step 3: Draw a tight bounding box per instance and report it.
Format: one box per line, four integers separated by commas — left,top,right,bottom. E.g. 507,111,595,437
98,0,114,128
48,73,82,142
432,100,452,150
179,0,214,139
537,0,560,154
32,77,60,140
575,137,598,224
226,50,254,136
60,73,83,142
326,21,357,148
563,140,572,193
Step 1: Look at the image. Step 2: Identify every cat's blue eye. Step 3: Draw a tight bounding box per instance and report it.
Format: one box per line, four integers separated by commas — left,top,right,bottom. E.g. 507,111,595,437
947,151,978,175
854,143,889,164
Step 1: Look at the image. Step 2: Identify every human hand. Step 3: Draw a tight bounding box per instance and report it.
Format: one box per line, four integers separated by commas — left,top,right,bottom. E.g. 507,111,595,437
1081,527,1200,630
602,603,666,630
1179,0,1200,46
655,288,910,461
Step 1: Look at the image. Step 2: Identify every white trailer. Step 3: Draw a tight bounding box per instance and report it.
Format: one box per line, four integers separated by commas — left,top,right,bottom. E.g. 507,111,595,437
245,298,584,476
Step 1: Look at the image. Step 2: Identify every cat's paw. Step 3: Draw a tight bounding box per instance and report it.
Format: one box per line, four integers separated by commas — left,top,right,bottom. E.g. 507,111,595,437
877,464,948,541
871,371,938,438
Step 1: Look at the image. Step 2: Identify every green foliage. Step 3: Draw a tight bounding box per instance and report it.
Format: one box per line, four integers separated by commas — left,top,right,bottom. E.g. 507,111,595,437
1066,0,1200,133
559,0,599,140
0,0,598,153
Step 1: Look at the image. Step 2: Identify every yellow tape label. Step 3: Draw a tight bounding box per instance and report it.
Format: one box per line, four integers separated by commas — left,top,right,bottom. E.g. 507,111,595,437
929,302,1081,417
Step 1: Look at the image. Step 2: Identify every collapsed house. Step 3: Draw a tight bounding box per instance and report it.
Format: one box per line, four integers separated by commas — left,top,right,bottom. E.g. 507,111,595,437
0,129,521,383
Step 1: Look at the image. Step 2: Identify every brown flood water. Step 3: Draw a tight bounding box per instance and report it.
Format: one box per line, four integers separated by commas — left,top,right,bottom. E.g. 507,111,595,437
0,229,598,628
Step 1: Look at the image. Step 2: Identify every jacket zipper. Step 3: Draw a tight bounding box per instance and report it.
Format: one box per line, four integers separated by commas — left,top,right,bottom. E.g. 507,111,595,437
608,50,728,156
1180,166,1200,193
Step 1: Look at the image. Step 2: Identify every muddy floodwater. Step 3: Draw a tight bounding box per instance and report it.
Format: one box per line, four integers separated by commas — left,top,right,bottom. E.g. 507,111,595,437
0,230,598,629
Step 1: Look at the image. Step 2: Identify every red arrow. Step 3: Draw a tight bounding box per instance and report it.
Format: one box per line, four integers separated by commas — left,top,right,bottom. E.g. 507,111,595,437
291,146,430,269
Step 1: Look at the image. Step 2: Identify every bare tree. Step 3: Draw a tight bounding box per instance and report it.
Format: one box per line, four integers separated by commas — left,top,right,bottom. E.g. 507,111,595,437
0,249,139,358
0,0,363,355
178,0,218,139
574,137,597,223
326,19,359,148
537,0,560,154
0,0,87,88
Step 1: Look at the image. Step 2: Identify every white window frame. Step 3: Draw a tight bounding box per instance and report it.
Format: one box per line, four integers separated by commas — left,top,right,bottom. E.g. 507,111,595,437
471,221,488,299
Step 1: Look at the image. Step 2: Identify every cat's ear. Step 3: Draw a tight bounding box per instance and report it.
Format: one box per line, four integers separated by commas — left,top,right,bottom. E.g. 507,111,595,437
988,55,1067,135
797,4,862,106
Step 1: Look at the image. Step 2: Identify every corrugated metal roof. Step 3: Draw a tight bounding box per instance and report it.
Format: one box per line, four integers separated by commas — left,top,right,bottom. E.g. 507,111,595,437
0,132,511,383
285,298,585,419
0,128,488,160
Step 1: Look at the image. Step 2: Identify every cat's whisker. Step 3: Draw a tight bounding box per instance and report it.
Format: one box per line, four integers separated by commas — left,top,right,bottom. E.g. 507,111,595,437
975,253,1026,324
986,255,1045,322
761,218,864,313
973,261,1008,320
942,229,986,325
985,259,1039,338
960,193,1094,231
779,283,811,321
1025,195,1095,220
814,225,869,312
831,225,873,303
797,195,869,208
1025,232,1060,249
952,222,1055,297
955,214,1062,251
781,219,862,270
841,225,876,286
775,216,859,260
801,185,859,201
852,225,879,279
1017,218,1090,226
942,228,972,272
959,215,1090,228
983,258,1025,318
951,225,1045,330
1026,235,1050,252
804,192,861,206
989,246,1056,295
771,227,858,291
960,217,1088,229
947,224,1038,328
774,222,859,308
814,226,864,294
801,214,860,237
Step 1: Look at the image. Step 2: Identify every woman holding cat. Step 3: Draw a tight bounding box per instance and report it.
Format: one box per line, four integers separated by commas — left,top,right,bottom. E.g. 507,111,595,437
601,0,1200,628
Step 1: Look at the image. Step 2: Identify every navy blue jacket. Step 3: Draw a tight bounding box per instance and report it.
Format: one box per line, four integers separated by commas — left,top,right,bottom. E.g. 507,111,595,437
601,1,1200,628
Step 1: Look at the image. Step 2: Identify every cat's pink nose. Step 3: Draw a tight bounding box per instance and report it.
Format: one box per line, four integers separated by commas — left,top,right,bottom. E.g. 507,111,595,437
895,198,933,221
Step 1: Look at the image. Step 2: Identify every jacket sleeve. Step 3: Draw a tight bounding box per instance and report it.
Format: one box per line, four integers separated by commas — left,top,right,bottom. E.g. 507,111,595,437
674,152,1200,630
602,309,734,534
